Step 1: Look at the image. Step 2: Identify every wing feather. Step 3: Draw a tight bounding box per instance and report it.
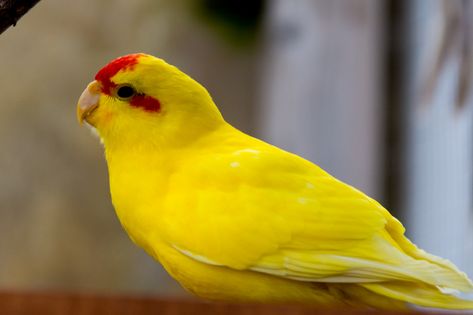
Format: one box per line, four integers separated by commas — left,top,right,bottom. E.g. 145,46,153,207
162,138,472,291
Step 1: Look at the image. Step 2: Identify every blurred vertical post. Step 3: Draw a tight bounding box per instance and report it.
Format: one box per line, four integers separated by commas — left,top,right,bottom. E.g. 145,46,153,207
403,0,473,275
258,0,385,199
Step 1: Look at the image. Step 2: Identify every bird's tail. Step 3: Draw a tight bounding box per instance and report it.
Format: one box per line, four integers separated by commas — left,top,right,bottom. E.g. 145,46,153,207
361,281,473,310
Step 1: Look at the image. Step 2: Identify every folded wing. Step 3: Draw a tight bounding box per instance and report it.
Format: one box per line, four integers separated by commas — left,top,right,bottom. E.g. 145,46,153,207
163,141,473,294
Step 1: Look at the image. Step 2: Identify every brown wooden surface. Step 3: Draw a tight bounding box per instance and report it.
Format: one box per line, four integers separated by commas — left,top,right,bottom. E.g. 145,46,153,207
0,291,451,315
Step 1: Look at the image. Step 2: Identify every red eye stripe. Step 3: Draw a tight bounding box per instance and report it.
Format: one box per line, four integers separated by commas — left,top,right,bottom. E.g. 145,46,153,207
95,54,143,94
130,94,161,112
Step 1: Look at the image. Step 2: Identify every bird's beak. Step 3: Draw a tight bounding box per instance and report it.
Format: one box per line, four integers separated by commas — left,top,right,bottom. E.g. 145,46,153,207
77,80,101,125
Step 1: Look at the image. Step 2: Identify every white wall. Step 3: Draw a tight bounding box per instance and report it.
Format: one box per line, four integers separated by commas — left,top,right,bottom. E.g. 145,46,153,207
403,0,473,277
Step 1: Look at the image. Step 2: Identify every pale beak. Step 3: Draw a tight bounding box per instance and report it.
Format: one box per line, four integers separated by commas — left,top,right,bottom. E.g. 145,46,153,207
77,80,101,125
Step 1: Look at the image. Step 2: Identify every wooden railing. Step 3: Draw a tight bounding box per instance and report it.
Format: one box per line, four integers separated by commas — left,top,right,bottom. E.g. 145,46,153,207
0,291,450,315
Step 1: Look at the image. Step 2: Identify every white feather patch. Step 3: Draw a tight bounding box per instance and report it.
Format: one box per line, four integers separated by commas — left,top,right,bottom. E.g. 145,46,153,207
85,122,104,145
172,245,222,266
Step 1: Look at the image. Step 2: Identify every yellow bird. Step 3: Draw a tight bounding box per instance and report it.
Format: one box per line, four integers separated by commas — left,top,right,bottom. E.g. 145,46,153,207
77,53,473,310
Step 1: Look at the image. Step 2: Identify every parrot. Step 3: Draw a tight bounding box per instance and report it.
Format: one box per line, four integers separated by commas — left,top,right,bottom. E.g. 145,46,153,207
77,53,473,310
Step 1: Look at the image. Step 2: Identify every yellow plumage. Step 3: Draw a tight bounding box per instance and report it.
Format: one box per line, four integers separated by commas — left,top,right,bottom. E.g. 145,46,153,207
77,53,473,310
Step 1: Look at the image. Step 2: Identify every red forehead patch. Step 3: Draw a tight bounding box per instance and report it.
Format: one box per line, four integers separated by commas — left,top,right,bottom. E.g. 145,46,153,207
95,53,143,94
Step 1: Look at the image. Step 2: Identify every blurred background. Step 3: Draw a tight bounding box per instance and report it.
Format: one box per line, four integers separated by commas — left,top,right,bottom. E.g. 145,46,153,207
0,0,471,298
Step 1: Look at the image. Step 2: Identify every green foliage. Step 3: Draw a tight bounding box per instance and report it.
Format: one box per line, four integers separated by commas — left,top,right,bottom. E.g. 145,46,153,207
194,0,266,46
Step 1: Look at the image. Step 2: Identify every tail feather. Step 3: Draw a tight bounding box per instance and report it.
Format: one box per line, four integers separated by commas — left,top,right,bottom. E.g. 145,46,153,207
361,282,473,310
383,212,473,291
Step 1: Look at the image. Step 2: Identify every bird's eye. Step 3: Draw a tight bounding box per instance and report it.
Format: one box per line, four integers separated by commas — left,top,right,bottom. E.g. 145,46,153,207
116,85,136,100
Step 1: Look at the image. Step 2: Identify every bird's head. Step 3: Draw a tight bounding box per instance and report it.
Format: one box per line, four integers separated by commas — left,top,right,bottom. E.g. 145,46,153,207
77,53,224,150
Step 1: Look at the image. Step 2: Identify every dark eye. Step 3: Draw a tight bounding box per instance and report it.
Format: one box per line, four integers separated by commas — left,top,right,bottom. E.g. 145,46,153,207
116,85,136,100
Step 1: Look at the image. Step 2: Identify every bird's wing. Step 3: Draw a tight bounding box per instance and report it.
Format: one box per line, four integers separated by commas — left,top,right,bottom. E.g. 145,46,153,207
161,141,472,291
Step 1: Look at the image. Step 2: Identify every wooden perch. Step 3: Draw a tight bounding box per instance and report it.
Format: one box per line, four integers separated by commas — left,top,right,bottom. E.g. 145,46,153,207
0,0,41,35
0,291,453,315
